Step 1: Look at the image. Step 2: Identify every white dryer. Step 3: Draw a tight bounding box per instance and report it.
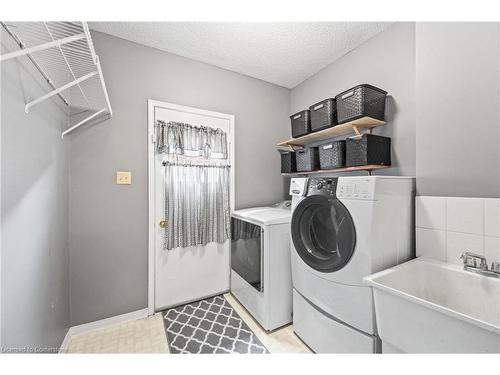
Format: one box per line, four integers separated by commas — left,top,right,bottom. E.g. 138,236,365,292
230,206,292,331
290,176,415,353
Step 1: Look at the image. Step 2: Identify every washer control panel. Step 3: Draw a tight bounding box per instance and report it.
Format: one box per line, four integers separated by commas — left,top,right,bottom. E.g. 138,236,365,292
337,178,376,200
307,177,337,197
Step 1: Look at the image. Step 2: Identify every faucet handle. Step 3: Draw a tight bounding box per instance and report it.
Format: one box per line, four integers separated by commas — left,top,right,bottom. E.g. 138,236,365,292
491,262,500,274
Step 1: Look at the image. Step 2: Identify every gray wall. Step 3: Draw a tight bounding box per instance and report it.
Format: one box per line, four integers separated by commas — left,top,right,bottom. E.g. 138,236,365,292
68,31,290,325
1,37,70,350
290,23,416,177
3,21,499,341
416,23,500,197
290,22,500,197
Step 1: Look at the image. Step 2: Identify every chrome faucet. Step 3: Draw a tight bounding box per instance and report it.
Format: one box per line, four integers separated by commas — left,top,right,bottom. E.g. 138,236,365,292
460,251,500,278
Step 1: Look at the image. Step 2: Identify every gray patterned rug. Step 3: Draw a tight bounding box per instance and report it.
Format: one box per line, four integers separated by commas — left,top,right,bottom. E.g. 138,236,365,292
162,295,269,354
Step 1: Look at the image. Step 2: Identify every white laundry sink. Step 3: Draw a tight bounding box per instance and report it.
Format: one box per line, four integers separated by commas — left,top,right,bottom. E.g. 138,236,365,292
364,257,500,353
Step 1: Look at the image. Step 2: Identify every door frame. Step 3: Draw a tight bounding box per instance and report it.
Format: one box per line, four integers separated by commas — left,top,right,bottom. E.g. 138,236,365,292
147,99,235,316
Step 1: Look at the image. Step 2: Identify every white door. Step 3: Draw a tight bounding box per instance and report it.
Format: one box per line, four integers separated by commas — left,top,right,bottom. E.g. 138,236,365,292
150,102,234,311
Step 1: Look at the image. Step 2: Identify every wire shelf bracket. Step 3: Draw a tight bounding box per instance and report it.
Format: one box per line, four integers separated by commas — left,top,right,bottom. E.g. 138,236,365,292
61,108,107,137
0,22,113,138
25,71,98,113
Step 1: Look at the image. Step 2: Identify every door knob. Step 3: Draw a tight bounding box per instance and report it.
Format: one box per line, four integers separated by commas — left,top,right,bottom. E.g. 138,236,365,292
159,220,167,228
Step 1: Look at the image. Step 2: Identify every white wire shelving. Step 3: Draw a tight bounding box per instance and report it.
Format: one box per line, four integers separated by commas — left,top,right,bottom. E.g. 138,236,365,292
0,21,113,137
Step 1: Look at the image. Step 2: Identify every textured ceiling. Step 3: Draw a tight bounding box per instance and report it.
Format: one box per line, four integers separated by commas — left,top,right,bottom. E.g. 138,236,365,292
89,22,392,88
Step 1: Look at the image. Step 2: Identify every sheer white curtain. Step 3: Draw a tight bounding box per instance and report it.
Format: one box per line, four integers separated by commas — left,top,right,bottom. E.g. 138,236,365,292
163,162,231,250
158,120,231,250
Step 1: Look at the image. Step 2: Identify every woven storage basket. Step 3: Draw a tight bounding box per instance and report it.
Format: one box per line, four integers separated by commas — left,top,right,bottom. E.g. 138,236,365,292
280,151,296,173
319,140,346,169
290,110,311,138
346,134,391,167
336,84,387,124
309,98,337,132
296,147,320,172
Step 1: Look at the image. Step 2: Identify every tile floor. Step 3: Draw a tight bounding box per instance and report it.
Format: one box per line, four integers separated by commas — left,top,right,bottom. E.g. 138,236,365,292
66,313,169,353
66,293,311,354
224,293,311,354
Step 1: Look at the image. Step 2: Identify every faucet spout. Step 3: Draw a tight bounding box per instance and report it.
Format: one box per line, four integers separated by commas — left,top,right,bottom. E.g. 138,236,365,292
460,251,500,278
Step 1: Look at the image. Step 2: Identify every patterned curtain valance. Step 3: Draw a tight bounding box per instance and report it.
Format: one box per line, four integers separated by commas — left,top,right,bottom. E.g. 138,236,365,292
156,120,228,159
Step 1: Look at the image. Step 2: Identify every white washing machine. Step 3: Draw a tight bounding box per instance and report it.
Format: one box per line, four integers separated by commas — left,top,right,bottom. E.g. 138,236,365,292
290,176,415,353
230,206,292,331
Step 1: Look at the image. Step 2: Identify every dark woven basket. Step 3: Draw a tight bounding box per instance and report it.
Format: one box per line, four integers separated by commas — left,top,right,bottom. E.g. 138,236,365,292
309,98,337,132
336,84,387,124
280,151,296,173
346,134,391,167
290,110,311,138
319,140,346,169
296,147,320,172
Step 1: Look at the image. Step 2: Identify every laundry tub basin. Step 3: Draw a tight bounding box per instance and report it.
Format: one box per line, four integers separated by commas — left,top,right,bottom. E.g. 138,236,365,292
364,257,500,353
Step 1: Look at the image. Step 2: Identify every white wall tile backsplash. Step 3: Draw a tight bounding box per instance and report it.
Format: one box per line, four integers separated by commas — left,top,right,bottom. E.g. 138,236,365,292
484,236,500,266
415,196,446,230
415,227,446,261
446,232,483,265
446,197,484,235
484,199,500,237
416,196,500,265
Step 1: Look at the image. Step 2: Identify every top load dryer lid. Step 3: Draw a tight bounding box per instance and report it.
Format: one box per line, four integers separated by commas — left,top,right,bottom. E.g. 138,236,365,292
232,207,291,226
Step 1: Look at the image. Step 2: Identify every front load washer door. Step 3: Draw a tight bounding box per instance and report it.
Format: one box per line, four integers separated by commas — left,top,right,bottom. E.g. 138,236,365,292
291,194,356,273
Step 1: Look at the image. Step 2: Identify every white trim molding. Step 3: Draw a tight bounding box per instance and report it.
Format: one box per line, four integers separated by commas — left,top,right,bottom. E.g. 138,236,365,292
147,100,235,316
147,100,156,317
58,330,72,354
58,308,149,353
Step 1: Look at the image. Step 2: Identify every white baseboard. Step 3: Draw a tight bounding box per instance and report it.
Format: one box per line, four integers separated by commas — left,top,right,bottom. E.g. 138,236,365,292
59,329,72,354
59,308,150,353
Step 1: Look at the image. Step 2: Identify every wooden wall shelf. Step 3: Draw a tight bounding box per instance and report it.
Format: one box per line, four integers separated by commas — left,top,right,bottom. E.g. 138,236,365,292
277,116,385,150
282,164,391,176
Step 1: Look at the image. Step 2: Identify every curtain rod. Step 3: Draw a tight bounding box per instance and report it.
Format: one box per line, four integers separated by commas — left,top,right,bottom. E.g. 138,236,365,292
157,120,226,133
162,160,230,168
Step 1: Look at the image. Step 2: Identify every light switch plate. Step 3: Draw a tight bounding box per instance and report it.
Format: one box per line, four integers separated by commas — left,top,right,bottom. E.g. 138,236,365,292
116,171,132,185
